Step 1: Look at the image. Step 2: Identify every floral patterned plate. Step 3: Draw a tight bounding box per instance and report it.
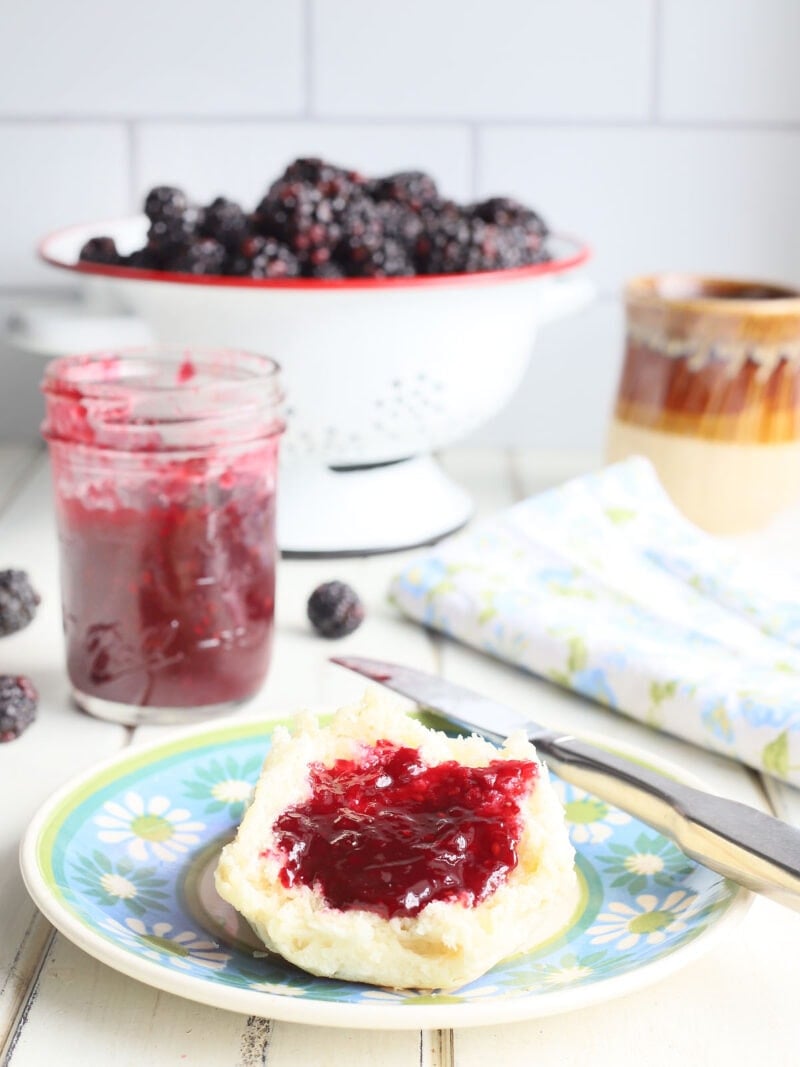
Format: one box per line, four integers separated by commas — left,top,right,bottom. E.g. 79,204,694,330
20,715,750,1030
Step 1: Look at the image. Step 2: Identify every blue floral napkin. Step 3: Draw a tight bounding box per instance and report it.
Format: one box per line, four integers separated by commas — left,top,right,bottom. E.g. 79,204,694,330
389,457,800,788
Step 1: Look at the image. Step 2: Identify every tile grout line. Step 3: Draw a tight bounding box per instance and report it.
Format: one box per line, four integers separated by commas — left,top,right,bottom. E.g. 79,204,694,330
125,120,140,211
468,124,480,200
1,114,799,131
303,0,315,118
650,0,663,122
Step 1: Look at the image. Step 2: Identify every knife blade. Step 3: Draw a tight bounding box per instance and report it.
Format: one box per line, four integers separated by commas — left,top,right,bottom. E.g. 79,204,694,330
331,654,800,912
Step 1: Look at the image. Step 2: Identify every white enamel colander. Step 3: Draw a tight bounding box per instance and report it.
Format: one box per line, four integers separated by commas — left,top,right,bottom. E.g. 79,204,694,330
26,217,593,554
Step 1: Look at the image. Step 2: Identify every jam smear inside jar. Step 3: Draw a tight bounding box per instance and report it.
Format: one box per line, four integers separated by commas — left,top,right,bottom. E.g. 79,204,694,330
42,348,284,724
271,740,538,919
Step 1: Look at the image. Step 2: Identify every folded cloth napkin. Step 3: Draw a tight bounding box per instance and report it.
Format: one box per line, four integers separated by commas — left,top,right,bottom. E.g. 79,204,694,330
389,457,800,788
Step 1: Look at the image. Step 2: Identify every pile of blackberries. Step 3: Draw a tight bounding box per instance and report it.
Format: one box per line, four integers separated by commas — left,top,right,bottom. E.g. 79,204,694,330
80,157,550,280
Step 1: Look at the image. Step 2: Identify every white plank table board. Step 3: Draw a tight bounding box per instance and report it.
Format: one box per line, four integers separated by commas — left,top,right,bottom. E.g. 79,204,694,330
0,453,130,1058
2,446,800,1067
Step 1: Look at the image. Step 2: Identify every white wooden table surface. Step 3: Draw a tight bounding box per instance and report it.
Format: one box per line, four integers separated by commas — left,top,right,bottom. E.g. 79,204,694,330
2,444,800,1067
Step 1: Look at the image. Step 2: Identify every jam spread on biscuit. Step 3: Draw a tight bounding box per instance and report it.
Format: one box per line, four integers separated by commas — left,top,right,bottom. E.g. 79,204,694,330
272,740,538,918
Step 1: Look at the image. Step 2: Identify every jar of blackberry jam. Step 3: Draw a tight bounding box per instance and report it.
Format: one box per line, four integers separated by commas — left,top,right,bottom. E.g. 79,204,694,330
41,348,284,725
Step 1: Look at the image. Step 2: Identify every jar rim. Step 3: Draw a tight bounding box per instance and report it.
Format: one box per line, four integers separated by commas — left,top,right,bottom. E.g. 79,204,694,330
41,346,282,399
41,346,284,452
626,273,800,311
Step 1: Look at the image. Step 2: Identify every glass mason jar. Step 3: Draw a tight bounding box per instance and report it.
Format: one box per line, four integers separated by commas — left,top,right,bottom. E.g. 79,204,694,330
41,348,284,725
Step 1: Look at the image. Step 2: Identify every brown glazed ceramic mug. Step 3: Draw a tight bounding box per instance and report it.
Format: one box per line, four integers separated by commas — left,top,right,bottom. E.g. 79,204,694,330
607,274,800,533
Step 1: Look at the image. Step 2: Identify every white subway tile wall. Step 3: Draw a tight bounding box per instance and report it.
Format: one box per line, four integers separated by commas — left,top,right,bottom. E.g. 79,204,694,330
312,0,655,120
1,0,799,446
660,0,800,122
0,1,305,116
480,127,800,295
0,124,130,288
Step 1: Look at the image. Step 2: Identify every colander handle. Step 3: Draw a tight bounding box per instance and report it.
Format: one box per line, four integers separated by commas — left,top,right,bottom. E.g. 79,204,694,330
7,302,153,356
535,275,595,325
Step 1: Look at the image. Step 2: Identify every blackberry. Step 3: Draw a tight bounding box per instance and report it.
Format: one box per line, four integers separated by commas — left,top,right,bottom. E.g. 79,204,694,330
0,675,38,742
375,201,423,252
146,204,205,266
462,218,528,273
254,157,370,271
255,181,343,270
201,196,248,250
371,171,440,213
79,236,121,266
331,195,390,276
123,247,160,270
471,197,549,261
307,581,364,639
306,261,347,280
169,238,226,275
0,569,40,636
337,234,413,277
414,201,473,274
144,185,189,225
225,235,300,278
282,157,365,193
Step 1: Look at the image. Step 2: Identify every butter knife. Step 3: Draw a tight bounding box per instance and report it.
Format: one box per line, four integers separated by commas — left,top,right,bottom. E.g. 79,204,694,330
332,655,800,912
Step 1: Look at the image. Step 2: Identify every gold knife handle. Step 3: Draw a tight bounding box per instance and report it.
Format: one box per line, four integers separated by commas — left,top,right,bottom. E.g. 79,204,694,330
533,729,800,911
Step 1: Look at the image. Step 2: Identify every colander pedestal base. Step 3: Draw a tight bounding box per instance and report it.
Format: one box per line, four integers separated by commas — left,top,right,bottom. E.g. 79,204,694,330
278,455,473,557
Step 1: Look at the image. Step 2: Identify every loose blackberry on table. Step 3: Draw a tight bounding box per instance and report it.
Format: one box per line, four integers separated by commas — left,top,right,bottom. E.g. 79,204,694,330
307,581,364,639
78,157,552,278
0,569,40,637
0,675,38,743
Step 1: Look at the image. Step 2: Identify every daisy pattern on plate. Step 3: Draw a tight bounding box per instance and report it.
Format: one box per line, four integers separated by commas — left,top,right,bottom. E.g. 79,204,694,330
245,981,308,997
538,958,594,986
558,786,631,845
597,832,694,895
182,755,261,819
100,916,230,971
588,890,699,952
94,791,205,862
71,850,170,916
532,949,630,988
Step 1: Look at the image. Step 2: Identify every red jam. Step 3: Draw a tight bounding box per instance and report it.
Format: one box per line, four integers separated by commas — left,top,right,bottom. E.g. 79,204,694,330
54,458,276,708
271,741,538,919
